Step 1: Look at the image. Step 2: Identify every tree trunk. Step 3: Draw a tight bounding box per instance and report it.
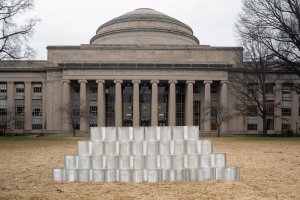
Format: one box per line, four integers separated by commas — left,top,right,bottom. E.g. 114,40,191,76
72,126,76,137
262,112,267,135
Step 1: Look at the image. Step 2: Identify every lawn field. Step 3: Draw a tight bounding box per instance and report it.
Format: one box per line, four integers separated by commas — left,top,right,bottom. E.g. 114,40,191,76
0,136,299,200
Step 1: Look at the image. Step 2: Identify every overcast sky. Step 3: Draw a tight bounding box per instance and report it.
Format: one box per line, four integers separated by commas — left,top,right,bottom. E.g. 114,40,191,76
30,0,242,60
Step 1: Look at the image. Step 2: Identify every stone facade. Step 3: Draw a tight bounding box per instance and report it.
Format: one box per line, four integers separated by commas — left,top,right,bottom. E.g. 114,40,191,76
0,8,299,135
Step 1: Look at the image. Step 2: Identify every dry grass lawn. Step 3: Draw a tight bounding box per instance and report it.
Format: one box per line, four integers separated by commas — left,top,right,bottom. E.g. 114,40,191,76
0,136,299,200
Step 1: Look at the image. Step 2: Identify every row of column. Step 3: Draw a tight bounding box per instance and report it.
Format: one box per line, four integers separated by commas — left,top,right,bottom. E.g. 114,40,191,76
62,80,229,133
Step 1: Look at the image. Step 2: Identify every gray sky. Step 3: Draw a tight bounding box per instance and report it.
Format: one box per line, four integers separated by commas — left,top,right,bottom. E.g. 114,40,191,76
30,0,242,60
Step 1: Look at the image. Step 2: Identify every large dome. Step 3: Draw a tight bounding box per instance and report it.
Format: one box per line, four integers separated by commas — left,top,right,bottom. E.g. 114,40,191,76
90,8,199,45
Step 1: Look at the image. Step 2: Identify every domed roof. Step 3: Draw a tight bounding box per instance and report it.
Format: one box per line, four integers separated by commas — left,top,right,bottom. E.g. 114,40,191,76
90,8,199,45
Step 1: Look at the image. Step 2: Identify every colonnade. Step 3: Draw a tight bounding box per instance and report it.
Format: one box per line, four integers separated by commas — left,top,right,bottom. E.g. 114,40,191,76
62,79,229,133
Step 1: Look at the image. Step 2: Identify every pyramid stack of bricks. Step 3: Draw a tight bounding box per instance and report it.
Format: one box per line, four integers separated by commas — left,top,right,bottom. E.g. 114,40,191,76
52,126,240,183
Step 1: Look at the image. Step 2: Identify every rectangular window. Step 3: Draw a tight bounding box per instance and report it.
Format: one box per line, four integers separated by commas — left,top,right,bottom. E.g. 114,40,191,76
0,100,7,116
267,118,274,130
32,82,42,93
32,124,42,130
282,83,292,94
282,123,291,130
32,100,42,116
32,117,42,130
90,101,97,116
15,83,24,93
265,83,274,94
193,100,201,128
15,121,24,129
282,100,291,116
176,85,185,126
247,105,257,116
89,118,97,127
15,99,25,116
247,117,257,130
266,100,274,116
0,83,7,93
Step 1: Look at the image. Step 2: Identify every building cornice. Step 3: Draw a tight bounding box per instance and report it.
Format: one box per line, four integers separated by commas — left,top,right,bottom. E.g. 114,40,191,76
57,63,233,70
47,44,243,51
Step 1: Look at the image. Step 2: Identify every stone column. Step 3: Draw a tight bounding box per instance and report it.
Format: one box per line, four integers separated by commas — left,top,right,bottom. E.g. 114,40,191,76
168,80,177,126
79,80,87,132
96,80,106,127
291,90,299,132
185,80,195,126
114,80,123,127
220,81,228,134
151,80,159,126
42,81,47,130
6,81,14,129
24,81,32,131
274,83,282,133
204,81,212,133
132,80,141,126
46,81,53,131
6,81,14,108
62,80,71,131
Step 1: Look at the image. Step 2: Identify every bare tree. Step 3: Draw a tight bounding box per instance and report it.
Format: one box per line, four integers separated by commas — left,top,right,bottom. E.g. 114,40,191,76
236,0,300,76
0,0,39,60
61,103,89,137
203,103,233,137
0,106,14,135
230,34,281,135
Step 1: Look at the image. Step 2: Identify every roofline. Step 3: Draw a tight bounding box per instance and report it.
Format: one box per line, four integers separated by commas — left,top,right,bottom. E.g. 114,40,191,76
96,14,194,35
47,44,243,51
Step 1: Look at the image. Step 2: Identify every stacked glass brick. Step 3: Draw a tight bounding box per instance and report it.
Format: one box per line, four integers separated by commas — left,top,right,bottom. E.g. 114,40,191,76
52,126,240,183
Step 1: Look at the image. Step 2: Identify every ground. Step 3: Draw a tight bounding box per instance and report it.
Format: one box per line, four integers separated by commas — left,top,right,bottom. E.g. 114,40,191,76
0,136,299,200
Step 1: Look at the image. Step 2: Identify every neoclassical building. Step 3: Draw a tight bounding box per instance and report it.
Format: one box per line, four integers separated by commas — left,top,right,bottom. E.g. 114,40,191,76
0,8,299,135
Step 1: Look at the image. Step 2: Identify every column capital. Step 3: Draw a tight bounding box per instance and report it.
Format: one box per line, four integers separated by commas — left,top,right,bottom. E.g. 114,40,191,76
114,80,123,84
62,80,70,84
150,80,159,84
78,80,88,84
186,80,195,84
132,80,141,84
204,80,213,84
220,80,228,85
96,80,105,84
168,80,177,84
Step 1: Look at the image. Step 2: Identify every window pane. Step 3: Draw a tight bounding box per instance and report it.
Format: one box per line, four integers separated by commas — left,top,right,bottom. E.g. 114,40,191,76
265,83,274,94
267,118,274,130
15,83,24,93
32,82,42,93
0,83,7,93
